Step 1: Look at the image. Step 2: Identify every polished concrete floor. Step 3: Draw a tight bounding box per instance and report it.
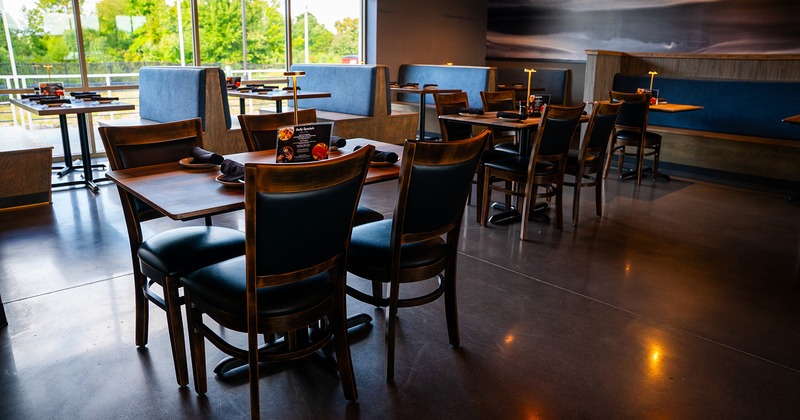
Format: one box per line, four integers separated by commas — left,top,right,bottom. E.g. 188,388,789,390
1,165,799,419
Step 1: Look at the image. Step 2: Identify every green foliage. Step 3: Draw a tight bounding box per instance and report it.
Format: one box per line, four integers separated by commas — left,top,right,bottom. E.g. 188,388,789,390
3,0,360,75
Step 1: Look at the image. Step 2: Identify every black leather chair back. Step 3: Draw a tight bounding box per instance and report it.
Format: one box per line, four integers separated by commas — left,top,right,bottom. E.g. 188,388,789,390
397,132,489,236
610,91,650,130
586,110,620,150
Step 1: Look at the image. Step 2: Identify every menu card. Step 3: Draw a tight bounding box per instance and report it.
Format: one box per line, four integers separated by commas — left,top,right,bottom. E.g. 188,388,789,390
637,88,659,104
275,122,334,163
226,76,241,89
39,82,64,96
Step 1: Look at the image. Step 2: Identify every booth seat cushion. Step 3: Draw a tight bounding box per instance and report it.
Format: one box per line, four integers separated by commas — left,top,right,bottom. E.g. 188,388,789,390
397,64,494,108
289,64,380,116
612,73,800,141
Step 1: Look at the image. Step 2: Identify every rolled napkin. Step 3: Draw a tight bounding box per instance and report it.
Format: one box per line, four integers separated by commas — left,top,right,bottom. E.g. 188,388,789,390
496,111,528,121
354,145,399,164
283,86,301,91
219,159,245,182
458,107,485,115
191,146,224,165
331,136,347,148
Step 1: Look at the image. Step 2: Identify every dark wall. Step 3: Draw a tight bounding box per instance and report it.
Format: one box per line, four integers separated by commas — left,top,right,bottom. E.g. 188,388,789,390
486,0,800,61
371,0,489,81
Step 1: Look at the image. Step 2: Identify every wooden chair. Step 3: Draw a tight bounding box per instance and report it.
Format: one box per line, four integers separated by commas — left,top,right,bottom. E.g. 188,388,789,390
238,109,317,151
480,103,586,238
239,109,383,226
480,90,519,154
345,131,489,382
433,91,473,141
564,101,622,226
98,118,246,387
603,90,663,184
181,145,374,418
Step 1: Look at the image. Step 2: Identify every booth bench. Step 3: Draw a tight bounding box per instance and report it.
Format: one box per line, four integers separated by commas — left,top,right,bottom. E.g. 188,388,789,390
611,73,800,185
279,64,418,145
101,66,246,154
391,64,496,138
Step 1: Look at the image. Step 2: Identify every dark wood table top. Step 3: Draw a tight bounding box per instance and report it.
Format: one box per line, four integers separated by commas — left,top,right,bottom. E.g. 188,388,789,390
390,86,461,95
10,98,136,115
649,103,704,113
439,111,544,130
227,90,331,101
105,138,403,221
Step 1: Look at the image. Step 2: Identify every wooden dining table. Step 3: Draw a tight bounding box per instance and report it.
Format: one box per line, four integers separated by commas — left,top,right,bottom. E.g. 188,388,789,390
105,138,403,221
227,89,332,114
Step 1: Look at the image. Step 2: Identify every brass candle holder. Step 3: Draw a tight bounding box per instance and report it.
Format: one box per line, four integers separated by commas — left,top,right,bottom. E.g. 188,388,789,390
44,64,53,81
648,71,658,91
284,71,306,125
524,68,536,111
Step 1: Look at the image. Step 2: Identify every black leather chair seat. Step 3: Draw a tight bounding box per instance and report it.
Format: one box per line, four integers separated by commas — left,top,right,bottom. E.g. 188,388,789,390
493,141,519,155
615,129,662,143
181,255,332,317
354,206,384,226
349,220,447,270
484,155,557,176
138,226,245,277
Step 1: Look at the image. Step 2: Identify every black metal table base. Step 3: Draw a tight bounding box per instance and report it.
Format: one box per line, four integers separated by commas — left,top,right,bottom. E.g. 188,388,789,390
488,201,549,225
212,312,374,377
619,167,671,182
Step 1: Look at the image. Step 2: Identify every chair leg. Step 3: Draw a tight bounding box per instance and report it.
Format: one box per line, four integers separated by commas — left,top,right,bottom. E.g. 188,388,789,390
248,309,261,419
652,144,661,179
480,167,492,226
572,176,582,227
164,275,189,387
475,166,484,224
133,270,149,347
332,297,358,401
371,281,383,305
603,142,614,179
555,183,564,231
519,182,533,241
636,144,645,185
185,295,208,395
595,176,603,218
443,267,460,347
384,279,401,383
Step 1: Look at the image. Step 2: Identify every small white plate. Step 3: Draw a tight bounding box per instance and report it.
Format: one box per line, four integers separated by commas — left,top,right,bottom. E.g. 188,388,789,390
459,112,485,117
179,157,218,169
498,116,525,122
215,174,245,187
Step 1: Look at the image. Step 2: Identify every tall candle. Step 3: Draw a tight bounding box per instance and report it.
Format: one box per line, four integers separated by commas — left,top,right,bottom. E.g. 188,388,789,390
648,71,658,91
524,68,536,110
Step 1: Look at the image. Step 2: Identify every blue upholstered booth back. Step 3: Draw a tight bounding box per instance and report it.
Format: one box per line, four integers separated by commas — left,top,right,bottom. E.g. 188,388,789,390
289,64,381,116
613,74,800,141
138,66,232,130
397,64,493,108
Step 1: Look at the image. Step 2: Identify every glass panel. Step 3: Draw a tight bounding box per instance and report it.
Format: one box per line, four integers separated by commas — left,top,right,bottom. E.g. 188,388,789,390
0,0,82,156
290,0,361,65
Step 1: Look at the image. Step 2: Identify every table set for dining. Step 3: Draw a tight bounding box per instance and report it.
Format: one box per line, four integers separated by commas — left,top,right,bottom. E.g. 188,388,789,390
10,97,135,192
104,138,404,221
